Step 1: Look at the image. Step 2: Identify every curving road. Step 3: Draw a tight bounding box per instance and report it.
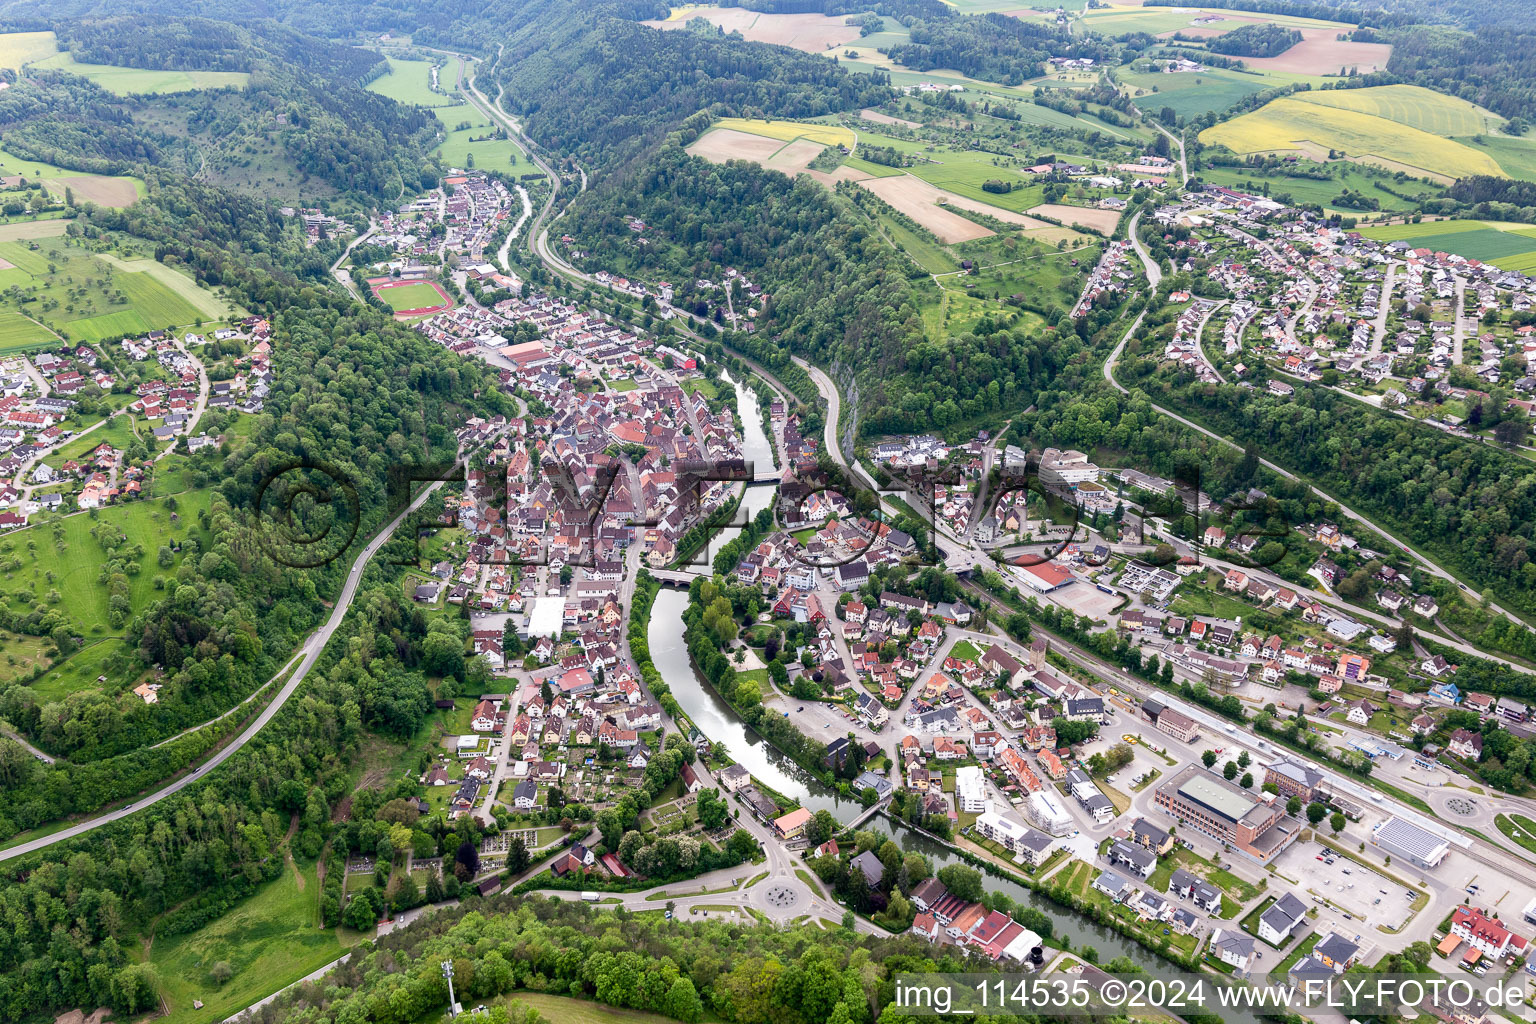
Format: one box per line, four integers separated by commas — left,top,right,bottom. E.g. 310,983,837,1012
0,474,453,862
1127,209,1161,288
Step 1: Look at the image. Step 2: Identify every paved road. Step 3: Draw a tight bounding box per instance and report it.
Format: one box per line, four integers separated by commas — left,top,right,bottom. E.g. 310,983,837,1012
0,472,454,862
330,218,377,302
1127,209,1161,288
1369,262,1397,356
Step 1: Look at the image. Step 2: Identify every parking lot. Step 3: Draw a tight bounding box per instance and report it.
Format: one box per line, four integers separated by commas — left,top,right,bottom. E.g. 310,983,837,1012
1277,841,1418,931
1045,581,1123,623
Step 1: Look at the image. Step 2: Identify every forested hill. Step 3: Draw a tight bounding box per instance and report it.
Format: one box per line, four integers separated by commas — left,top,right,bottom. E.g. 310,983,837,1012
488,0,886,167
55,16,389,82
0,12,438,198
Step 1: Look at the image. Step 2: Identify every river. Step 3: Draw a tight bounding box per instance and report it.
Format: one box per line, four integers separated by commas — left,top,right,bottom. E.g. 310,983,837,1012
649,369,864,817
692,369,778,565
647,370,1241,1011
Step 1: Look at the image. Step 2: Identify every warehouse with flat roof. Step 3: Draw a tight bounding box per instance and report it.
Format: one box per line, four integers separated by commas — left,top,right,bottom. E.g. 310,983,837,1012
1371,817,1450,869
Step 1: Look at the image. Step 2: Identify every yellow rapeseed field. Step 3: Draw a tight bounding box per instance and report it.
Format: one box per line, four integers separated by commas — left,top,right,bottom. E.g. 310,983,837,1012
714,117,857,150
1288,84,1501,137
1200,95,1504,180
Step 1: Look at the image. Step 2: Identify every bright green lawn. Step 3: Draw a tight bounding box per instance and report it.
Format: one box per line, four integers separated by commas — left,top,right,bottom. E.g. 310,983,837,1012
1121,68,1270,119
376,280,449,312
0,236,231,342
365,57,455,108
949,639,982,662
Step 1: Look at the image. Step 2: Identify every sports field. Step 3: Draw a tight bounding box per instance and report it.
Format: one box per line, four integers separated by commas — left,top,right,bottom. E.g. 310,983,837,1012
1200,93,1505,182
373,278,454,314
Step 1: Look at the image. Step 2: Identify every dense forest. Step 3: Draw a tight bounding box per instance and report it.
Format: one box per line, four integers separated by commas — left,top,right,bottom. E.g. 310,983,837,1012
56,15,390,82
0,72,181,175
1117,358,1536,618
227,891,1049,1024
1204,22,1303,57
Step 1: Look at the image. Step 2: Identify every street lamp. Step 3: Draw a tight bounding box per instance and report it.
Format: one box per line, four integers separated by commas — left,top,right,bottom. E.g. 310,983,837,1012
442,960,460,1017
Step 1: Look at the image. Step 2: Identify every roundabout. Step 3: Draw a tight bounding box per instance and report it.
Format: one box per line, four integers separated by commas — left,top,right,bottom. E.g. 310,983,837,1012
765,884,799,909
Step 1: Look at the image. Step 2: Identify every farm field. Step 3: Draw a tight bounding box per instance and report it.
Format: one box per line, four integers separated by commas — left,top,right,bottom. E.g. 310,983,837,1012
0,148,143,207
366,57,526,173
96,253,246,321
147,862,356,1024
643,6,859,52
364,56,456,108
1455,132,1536,182
1120,68,1272,118
859,175,997,243
1361,219,1536,271
0,219,69,243
1360,219,1487,241
686,128,787,165
0,235,237,342
0,30,58,70
875,212,960,275
1200,94,1505,182
33,51,249,94
1291,85,1501,138
1025,203,1121,234
1084,4,1352,35
1235,29,1392,75
0,310,54,352
712,117,855,149
1082,2,1391,77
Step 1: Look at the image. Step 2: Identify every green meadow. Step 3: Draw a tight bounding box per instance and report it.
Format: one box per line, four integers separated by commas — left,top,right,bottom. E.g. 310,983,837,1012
147,862,358,1024
366,56,528,173
0,489,214,638
33,51,248,94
